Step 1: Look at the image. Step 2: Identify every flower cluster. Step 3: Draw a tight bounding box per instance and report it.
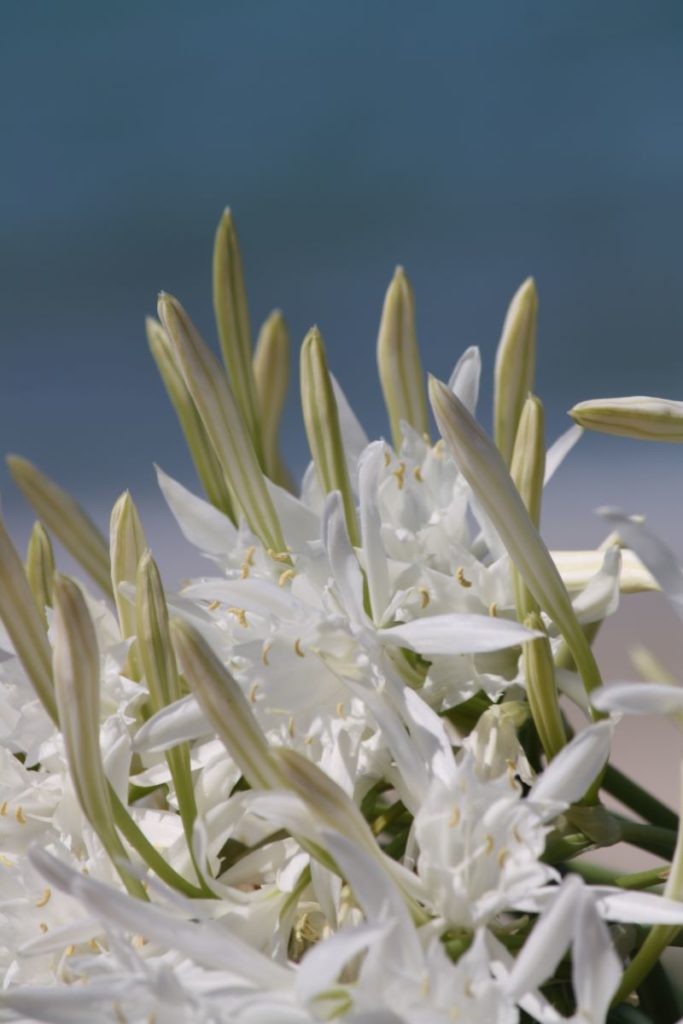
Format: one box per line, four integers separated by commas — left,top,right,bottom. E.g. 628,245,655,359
1,210,682,1022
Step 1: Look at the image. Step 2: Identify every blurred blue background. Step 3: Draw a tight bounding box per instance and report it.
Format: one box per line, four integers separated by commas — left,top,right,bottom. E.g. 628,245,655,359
3,0,683,570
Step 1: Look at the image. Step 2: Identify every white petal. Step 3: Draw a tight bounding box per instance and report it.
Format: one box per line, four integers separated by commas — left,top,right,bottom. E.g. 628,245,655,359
592,682,683,717
448,345,481,415
543,424,583,485
595,888,683,925
331,373,369,468
381,612,538,656
573,893,621,1020
156,465,237,555
133,694,211,753
266,478,320,551
296,922,388,1004
358,443,391,622
182,577,308,623
529,721,612,810
322,491,366,625
571,545,620,624
598,507,683,615
506,874,581,999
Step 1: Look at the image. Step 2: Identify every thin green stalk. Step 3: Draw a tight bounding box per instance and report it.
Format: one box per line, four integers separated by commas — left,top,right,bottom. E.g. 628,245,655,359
604,764,679,831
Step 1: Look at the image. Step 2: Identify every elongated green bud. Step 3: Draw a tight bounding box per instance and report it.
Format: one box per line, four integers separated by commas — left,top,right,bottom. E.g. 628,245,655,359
493,278,538,465
110,492,146,645
0,516,56,722
570,395,683,442
213,208,263,463
158,294,286,555
253,310,294,490
7,456,112,598
301,327,360,546
52,575,144,897
429,377,602,701
377,267,429,450
170,617,281,789
26,522,55,624
523,612,566,760
510,395,545,618
146,317,235,518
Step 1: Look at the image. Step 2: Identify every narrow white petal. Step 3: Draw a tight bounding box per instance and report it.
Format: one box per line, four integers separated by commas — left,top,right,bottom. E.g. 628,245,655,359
296,923,388,1004
381,612,538,656
331,372,369,465
358,443,391,622
133,694,212,753
182,577,308,622
321,491,366,625
156,465,237,555
571,545,621,624
529,721,612,810
543,424,583,485
573,893,621,1020
592,682,683,717
598,507,683,614
506,874,581,999
448,345,481,414
595,889,683,924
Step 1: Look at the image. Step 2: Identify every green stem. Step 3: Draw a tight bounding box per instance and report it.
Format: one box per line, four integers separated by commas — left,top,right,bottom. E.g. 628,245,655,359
616,817,677,860
603,764,679,831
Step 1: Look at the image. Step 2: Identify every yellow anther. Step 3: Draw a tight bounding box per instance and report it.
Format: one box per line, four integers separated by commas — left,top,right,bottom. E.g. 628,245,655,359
392,462,406,489
35,887,51,908
497,848,510,868
488,602,498,617
207,599,221,611
456,566,472,588
448,807,461,828
278,568,296,587
39,921,48,933
383,448,392,467
294,638,305,658
512,825,523,844
227,606,248,628
413,466,423,482
304,734,314,746
418,586,430,608
484,835,494,854
15,806,26,825
89,938,100,952
249,682,260,703
240,562,251,579
65,944,76,957
267,548,291,563
244,545,256,566
132,934,148,949
0,854,13,868
261,640,272,666
336,701,347,720
0,800,7,816
433,439,445,457
288,716,295,738
463,978,474,998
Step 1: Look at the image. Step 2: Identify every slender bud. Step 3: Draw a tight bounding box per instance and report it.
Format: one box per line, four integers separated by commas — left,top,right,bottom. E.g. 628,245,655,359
7,456,112,598
569,395,683,442
493,278,538,465
523,613,566,760
300,327,360,546
26,522,55,624
170,617,281,790
0,516,56,722
510,395,545,618
213,208,263,462
428,377,601,700
377,267,429,450
110,492,146,645
147,316,235,518
52,575,143,897
253,310,294,490
158,293,286,555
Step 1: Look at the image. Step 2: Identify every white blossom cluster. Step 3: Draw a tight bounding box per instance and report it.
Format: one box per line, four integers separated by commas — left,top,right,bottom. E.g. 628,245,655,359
1,211,683,1023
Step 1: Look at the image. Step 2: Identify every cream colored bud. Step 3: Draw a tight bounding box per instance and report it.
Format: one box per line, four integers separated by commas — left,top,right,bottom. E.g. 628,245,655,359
493,278,538,465
429,376,601,700
158,293,286,555
136,551,180,710
213,208,263,462
110,492,146,644
0,516,56,721
300,327,360,546
52,574,142,896
170,617,280,789
569,396,683,442
7,455,112,598
253,310,294,490
523,612,566,760
146,316,235,518
377,267,429,450
510,395,545,619
26,522,55,623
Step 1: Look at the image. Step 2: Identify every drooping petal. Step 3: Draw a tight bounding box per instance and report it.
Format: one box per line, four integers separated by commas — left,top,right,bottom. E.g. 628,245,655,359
381,612,538,656
591,682,683,718
529,721,612,811
156,465,238,556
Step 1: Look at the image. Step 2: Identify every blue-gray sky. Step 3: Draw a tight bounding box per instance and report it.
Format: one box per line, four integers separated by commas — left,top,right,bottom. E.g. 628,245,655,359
2,0,683,557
